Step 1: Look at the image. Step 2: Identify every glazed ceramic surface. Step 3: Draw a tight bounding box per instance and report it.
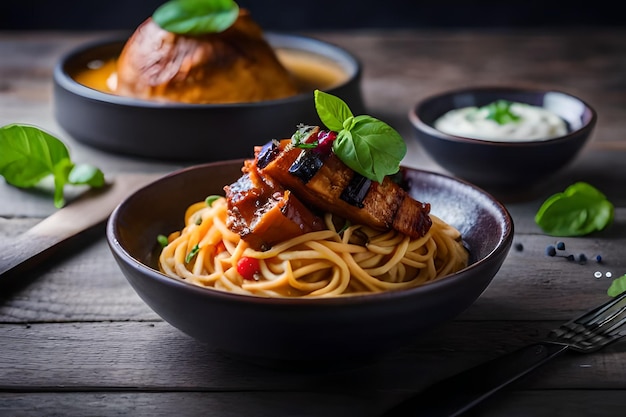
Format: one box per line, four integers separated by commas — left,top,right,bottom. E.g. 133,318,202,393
53,34,364,162
106,160,513,366
409,86,596,189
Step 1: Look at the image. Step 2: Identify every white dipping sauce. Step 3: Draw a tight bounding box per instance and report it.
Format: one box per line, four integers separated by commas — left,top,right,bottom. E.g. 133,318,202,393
434,101,568,142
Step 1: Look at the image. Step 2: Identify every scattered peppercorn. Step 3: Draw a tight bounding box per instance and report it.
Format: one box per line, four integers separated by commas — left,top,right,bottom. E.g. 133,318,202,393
515,242,524,251
543,240,605,267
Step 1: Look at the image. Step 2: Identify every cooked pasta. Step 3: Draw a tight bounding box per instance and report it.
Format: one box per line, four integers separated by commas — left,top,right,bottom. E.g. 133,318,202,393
158,196,469,298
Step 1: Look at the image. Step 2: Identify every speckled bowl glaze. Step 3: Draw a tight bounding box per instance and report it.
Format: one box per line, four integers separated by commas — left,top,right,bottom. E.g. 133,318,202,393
409,86,597,189
53,34,364,162
106,160,513,367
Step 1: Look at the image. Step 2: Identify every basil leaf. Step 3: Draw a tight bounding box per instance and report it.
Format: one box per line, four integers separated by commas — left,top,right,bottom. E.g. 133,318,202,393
314,90,407,183
608,274,626,297
482,100,521,125
333,115,406,183
0,124,105,208
315,90,354,132
0,124,71,188
153,0,239,35
52,158,73,209
68,163,105,187
535,182,614,236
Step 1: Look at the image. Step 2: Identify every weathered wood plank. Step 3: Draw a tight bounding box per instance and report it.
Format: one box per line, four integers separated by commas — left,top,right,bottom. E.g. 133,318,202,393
1,321,625,391
0,390,625,417
1,29,625,417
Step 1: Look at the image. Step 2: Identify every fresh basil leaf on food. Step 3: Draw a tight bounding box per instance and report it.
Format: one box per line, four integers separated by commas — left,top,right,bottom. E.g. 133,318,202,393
0,124,105,208
535,182,614,236
315,89,355,132
314,90,407,183
153,0,239,35
608,274,626,297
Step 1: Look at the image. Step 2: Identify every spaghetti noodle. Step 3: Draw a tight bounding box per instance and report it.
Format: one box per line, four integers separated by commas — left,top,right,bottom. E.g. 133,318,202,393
158,196,469,298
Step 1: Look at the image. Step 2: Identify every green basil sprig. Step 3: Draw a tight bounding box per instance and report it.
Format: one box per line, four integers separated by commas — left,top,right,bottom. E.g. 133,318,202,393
314,90,406,183
0,124,105,208
608,274,626,297
481,100,521,125
153,0,239,35
535,182,614,236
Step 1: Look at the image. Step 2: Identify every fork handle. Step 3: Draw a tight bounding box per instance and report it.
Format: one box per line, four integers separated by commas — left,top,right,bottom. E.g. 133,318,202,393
381,342,569,417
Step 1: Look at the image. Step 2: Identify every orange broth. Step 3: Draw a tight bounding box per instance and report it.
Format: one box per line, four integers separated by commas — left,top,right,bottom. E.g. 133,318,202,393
73,48,349,99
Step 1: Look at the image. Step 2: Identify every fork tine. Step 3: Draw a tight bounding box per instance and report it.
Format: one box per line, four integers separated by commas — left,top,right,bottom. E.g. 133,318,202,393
549,291,626,352
381,291,626,416
573,291,626,329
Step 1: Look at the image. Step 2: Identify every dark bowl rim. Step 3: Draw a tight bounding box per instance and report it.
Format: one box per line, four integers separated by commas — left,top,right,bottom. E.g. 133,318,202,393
53,32,363,109
408,85,598,147
107,161,514,307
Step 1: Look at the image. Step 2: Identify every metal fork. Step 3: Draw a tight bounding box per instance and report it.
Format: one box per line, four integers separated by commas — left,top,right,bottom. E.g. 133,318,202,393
381,291,626,417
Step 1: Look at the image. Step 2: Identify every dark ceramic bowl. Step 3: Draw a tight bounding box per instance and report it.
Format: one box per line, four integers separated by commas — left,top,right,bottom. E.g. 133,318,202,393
53,34,364,161
409,86,597,189
106,160,513,367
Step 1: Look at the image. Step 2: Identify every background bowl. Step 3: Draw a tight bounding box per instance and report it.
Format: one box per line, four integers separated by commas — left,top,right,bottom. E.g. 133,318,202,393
53,34,364,161
106,160,513,367
409,86,597,189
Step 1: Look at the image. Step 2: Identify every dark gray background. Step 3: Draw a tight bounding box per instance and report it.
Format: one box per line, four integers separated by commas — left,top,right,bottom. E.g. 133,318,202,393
1,1,622,31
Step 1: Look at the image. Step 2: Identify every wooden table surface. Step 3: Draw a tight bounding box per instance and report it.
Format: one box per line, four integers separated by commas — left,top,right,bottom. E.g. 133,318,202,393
1,28,625,416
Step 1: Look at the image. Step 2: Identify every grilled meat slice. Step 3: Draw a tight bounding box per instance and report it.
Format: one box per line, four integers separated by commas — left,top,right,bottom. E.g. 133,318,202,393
257,139,432,238
224,159,324,251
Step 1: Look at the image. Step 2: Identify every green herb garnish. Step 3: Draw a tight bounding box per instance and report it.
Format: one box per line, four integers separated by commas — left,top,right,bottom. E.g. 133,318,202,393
0,124,105,208
608,274,626,297
314,90,406,183
157,234,170,248
481,100,522,125
535,182,614,236
205,195,221,206
152,0,239,35
185,244,201,263
291,124,318,149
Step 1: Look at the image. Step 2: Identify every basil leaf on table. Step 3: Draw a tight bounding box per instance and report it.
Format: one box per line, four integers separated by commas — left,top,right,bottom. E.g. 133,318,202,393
608,274,626,297
0,124,105,208
535,182,614,236
153,0,240,35
314,90,406,183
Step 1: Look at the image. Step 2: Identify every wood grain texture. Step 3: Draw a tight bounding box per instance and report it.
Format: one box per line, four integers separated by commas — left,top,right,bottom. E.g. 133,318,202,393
1,29,625,416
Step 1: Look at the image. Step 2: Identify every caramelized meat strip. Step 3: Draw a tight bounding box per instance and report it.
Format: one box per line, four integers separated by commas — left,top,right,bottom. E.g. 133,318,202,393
257,139,432,238
224,159,324,251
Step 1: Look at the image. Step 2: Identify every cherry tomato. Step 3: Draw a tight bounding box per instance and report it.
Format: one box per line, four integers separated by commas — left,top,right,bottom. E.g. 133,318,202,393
237,256,260,280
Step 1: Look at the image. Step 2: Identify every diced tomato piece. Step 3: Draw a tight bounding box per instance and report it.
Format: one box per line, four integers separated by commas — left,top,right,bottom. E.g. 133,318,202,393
237,256,260,280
